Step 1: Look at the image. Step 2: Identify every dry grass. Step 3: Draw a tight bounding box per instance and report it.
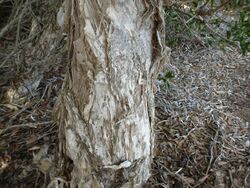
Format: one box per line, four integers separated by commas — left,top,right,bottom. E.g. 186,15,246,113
148,47,250,187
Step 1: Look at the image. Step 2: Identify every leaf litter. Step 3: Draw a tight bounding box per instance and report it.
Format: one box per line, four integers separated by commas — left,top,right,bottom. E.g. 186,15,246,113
0,1,249,187
147,46,250,187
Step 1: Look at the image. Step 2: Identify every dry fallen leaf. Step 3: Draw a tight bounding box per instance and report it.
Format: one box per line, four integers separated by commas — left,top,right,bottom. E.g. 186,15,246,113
0,155,11,173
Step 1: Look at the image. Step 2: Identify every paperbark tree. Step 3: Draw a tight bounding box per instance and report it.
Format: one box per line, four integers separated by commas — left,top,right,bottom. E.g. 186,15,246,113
54,0,169,187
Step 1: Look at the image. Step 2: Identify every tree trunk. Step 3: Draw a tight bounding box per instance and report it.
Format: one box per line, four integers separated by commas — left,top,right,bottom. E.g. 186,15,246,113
54,0,169,187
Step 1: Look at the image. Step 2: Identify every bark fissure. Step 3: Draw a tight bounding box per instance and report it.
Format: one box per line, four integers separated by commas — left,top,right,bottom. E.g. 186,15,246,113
55,0,169,187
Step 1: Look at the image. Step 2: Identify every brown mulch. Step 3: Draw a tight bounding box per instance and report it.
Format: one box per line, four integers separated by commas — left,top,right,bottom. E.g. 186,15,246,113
148,47,250,187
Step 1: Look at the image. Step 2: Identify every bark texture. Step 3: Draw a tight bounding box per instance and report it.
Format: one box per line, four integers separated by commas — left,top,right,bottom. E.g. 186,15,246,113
55,0,169,187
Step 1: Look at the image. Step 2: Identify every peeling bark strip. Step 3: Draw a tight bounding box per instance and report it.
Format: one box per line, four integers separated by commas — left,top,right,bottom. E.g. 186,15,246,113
55,0,169,187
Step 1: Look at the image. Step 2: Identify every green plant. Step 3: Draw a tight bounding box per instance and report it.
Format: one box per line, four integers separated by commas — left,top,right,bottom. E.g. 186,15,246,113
227,6,250,54
164,0,250,54
158,71,175,89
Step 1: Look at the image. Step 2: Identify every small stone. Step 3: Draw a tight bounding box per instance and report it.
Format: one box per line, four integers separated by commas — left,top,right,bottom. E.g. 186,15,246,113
245,140,250,148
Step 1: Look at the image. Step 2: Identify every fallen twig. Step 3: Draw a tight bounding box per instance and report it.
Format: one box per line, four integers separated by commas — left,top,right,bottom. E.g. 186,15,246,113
2,121,53,132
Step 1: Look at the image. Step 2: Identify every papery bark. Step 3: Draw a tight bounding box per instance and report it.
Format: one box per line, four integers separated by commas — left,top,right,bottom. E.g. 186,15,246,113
55,0,169,187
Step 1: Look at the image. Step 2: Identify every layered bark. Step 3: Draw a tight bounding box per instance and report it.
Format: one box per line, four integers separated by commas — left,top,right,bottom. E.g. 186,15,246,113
55,0,169,187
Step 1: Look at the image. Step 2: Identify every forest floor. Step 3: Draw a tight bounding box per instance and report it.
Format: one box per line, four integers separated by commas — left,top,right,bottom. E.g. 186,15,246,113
0,2,249,187
148,46,250,187
1,41,249,188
